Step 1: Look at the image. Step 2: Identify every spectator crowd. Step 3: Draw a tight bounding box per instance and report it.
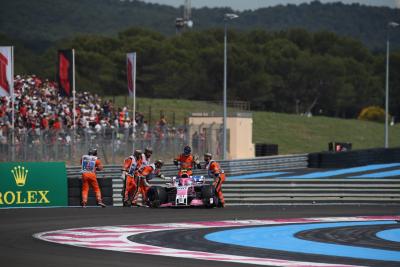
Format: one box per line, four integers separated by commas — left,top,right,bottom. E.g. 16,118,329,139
0,74,187,147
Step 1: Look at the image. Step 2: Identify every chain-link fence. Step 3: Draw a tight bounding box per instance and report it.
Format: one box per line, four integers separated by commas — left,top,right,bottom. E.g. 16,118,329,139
0,124,223,165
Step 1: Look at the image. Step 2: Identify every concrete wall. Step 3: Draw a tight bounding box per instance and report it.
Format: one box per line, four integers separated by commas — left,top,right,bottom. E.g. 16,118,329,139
188,113,254,159
308,147,400,168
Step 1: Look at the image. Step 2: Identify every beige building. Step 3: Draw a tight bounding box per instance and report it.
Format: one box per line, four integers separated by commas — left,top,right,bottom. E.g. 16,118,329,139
188,112,255,160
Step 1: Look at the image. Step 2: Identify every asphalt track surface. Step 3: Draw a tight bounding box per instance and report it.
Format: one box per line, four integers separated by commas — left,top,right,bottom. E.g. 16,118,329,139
2,205,400,267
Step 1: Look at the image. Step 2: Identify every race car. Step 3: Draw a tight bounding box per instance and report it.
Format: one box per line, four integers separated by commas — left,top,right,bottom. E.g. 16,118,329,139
146,175,217,208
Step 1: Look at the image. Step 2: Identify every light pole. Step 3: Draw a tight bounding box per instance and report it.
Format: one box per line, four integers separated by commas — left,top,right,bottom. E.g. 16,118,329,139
385,21,399,148
223,13,238,160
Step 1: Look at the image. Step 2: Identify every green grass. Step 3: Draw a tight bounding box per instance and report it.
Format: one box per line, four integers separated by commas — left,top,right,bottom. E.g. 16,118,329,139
109,96,226,125
253,112,400,154
108,96,400,154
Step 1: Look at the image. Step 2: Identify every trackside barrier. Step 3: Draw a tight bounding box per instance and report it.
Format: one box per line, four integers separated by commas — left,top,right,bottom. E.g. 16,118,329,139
66,152,400,206
68,178,113,206
309,147,400,168
67,154,308,206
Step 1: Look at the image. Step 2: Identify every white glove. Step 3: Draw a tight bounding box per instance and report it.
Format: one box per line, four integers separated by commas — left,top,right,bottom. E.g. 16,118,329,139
194,154,200,164
159,174,166,180
120,171,126,180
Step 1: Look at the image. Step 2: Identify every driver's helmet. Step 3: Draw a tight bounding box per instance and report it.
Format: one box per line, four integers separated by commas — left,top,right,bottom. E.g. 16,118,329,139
193,175,205,184
183,145,191,155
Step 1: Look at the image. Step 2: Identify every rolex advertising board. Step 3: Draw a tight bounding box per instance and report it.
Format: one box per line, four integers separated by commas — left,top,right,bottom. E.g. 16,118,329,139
0,162,68,207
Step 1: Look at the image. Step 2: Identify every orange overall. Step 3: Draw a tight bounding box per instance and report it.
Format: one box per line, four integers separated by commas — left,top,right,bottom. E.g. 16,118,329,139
133,164,158,204
175,154,195,177
123,156,141,204
81,155,103,205
207,160,226,206
134,154,151,204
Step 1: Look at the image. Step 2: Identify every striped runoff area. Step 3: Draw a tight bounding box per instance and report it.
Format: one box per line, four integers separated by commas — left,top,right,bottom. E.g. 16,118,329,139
228,163,400,180
281,163,400,179
34,216,400,267
377,229,400,243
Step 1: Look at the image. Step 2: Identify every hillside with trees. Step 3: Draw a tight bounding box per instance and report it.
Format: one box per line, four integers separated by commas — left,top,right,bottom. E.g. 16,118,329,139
1,27,397,119
1,0,399,51
1,0,399,121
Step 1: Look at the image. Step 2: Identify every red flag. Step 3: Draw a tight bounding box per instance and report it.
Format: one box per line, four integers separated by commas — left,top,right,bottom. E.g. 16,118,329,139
127,53,136,96
0,47,12,97
57,50,73,96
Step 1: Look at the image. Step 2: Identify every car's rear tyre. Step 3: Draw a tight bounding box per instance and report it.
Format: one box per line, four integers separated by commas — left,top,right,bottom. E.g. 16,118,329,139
147,186,168,208
201,185,217,208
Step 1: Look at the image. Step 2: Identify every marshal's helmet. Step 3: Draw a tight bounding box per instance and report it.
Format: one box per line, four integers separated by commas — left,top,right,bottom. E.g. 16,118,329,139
155,159,163,169
145,147,153,156
134,149,142,157
204,152,212,162
88,148,97,156
183,145,191,155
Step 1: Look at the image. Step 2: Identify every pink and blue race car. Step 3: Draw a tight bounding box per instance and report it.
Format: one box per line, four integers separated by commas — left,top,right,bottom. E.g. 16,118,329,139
146,175,218,208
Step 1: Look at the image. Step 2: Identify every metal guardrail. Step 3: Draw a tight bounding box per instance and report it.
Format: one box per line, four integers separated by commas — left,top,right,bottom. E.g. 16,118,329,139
219,179,400,204
66,154,308,178
66,154,400,206
67,154,308,206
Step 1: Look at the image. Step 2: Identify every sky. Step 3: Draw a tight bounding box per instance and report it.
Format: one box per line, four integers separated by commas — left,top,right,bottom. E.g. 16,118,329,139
139,0,399,10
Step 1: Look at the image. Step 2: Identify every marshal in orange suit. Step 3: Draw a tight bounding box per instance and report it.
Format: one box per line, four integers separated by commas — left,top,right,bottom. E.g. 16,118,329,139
80,148,106,208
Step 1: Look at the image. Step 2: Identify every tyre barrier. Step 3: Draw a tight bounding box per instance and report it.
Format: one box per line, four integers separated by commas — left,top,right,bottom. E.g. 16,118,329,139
68,178,113,206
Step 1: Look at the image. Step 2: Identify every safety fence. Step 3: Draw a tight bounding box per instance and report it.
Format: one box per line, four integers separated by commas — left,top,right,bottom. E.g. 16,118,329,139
0,124,222,165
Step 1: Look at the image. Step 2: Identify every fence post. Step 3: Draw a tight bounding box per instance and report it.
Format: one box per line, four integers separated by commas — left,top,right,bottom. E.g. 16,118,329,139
111,130,115,164
11,129,15,161
149,106,152,128
68,130,72,164
23,130,28,161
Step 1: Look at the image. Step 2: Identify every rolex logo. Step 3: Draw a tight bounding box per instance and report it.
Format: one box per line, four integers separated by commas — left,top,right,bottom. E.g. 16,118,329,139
11,166,28,187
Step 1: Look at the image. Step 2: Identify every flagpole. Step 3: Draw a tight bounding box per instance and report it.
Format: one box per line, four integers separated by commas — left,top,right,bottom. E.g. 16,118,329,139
72,49,76,140
11,46,15,161
132,53,136,151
